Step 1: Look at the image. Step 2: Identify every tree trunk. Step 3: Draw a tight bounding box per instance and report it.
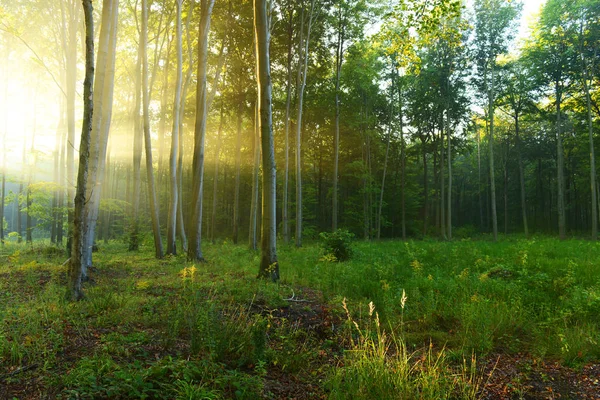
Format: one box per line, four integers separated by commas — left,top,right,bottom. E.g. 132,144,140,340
294,0,316,248
176,0,195,253
250,101,260,250
376,71,393,240
140,0,164,258
69,0,94,301
158,34,172,197
399,83,406,240
447,110,452,240
440,120,446,240
581,50,597,239
167,0,183,255
556,81,566,240
101,148,111,244
283,8,293,243
57,123,65,245
83,0,119,272
129,42,142,251
188,0,215,262
332,18,345,232
515,114,528,237
422,137,428,236
477,125,483,232
18,131,25,243
254,0,279,281
1,41,6,243
26,117,34,244
504,138,509,235
488,67,498,241
233,96,243,244
66,0,78,253
209,102,224,243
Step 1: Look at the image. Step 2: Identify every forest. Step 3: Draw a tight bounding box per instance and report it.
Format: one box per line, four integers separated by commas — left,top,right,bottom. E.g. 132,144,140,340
1,0,600,398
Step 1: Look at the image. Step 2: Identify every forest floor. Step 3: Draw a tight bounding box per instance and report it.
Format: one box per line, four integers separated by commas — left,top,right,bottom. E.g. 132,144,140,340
0,236,599,399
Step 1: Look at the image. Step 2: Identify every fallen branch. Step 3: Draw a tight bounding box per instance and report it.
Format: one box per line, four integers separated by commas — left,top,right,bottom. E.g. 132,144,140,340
283,290,314,303
0,363,38,381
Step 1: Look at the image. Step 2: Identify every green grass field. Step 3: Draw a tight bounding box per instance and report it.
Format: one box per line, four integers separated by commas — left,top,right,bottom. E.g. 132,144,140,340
1,236,599,399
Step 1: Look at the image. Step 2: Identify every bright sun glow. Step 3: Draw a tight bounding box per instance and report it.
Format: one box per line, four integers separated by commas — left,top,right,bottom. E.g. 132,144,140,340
1,74,60,181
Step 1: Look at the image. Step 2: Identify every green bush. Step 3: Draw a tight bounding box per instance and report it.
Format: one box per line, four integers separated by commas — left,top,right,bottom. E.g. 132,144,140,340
319,229,354,262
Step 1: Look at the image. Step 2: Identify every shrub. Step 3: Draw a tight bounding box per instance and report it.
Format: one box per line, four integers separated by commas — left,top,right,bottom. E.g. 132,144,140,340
320,229,354,262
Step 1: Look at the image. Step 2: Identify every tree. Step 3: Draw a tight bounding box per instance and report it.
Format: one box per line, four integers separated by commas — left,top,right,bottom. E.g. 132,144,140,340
254,0,279,281
83,0,119,271
188,0,216,262
473,0,521,241
141,0,164,259
129,0,143,252
331,0,368,232
497,59,537,237
166,0,183,255
526,0,578,240
574,0,600,239
295,0,319,248
68,0,94,301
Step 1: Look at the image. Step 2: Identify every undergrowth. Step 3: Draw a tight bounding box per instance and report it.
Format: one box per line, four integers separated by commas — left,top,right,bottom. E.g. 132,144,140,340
0,236,599,398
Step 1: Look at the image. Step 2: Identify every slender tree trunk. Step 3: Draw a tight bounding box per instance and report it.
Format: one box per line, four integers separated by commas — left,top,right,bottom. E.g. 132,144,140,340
130,39,142,251
477,126,483,232
556,82,566,240
422,137,428,236
167,0,183,255
129,0,143,252
233,96,243,244
188,0,215,261
447,110,452,240
376,72,393,239
294,0,316,248
332,19,345,232
295,8,305,247
69,0,94,301
210,103,224,243
0,47,6,244
57,119,66,245
254,0,279,280
488,67,498,241
366,122,373,237
101,148,111,243
376,127,391,240
26,116,34,244
515,114,528,236
504,138,509,234
283,8,293,243
158,34,172,195
140,0,163,258
17,131,25,243
51,100,64,244
66,0,78,253
1,36,8,244
250,101,260,250
399,84,406,240
440,121,446,240
582,57,597,239
83,0,119,272
176,0,194,253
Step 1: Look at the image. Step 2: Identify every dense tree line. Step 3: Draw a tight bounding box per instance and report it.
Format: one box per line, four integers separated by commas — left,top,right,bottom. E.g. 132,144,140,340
1,0,600,286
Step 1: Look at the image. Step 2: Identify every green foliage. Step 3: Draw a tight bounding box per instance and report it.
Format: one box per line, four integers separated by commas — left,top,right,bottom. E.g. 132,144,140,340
2,238,600,398
327,299,482,399
320,229,354,261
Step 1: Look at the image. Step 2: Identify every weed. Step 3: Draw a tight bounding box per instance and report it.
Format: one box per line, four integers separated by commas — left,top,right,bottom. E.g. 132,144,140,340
320,229,354,262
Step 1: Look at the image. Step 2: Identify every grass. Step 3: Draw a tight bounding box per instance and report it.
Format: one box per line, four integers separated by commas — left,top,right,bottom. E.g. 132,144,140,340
1,236,599,398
